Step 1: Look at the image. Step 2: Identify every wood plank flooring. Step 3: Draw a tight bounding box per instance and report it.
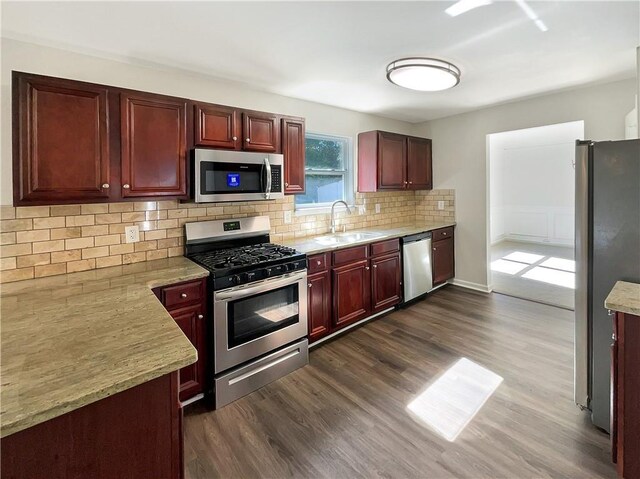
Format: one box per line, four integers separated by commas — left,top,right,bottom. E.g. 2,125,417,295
183,286,615,478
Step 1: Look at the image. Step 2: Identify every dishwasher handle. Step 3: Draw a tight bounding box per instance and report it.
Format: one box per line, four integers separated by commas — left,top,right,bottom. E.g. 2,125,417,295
402,231,432,244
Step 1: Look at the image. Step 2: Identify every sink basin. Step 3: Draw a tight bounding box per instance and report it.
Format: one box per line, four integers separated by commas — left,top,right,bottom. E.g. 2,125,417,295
312,231,385,246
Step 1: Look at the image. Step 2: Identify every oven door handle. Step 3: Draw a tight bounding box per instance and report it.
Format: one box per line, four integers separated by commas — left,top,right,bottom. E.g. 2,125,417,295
215,271,306,301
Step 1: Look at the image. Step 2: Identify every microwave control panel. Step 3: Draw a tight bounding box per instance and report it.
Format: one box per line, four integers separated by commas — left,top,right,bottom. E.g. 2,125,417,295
271,166,282,191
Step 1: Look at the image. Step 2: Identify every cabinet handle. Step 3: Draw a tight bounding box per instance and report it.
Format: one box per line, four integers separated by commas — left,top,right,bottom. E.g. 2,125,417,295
442,232,447,236
198,314,204,320
308,283,312,288
181,293,187,298
366,266,370,270
246,138,251,143
433,247,437,251
409,181,413,184
232,136,238,141
122,184,130,189
373,264,378,268
102,183,110,189
285,182,289,187
404,181,408,185
316,260,322,266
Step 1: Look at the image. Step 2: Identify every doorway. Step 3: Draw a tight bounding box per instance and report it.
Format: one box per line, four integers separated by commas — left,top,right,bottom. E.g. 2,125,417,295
488,121,584,310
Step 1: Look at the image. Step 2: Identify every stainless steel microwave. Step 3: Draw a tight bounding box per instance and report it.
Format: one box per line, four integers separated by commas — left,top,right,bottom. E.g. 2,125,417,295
194,149,284,203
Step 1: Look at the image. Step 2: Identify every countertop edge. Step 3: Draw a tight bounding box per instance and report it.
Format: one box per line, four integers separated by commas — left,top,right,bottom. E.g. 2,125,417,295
604,280,640,316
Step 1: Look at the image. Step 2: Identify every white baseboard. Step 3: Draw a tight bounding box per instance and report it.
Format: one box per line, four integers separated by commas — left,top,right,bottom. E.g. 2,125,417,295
449,278,493,293
494,235,573,247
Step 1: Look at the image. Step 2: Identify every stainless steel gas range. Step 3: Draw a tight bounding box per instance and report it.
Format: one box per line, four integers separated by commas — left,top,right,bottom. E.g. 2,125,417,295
185,216,308,408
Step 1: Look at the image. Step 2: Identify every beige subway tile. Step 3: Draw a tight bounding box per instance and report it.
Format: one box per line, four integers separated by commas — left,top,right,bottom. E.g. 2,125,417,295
0,206,16,220
50,205,81,216
110,243,134,255
81,204,109,214
134,240,157,252
134,201,157,211
94,234,121,246
121,212,144,222
122,252,146,264
146,210,167,221
1,219,33,232
1,267,34,282
96,255,122,268
65,237,94,250
66,258,96,273
108,203,134,213
51,250,81,263
0,243,32,257
81,225,110,237
109,223,132,234
32,240,65,254
157,219,178,229
17,253,51,268
166,228,183,238
16,229,50,243
168,208,188,219
1,257,17,270
33,217,64,229
157,200,178,210
50,227,82,240
82,246,110,259
167,246,184,257
136,221,157,231
66,215,96,227
158,238,179,249
146,249,168,261
34,263,67,278
16,206,50,218
144,229,167,240
95,213,122,224
0,232,16,245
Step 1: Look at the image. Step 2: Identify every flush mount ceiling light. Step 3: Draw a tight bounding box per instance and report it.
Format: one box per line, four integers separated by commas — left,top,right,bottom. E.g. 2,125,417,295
386,58,461,92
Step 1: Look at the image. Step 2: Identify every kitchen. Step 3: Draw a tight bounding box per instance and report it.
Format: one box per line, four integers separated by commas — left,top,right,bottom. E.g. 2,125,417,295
1,2,639,478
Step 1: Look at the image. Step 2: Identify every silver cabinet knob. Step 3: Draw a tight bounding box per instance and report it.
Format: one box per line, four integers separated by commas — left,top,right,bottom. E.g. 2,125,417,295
316,260,321,266
232,136,238,141
404,181,408,185
308,283,312,288
198,314,204,320
366,266,370,270
122,184,130,189
181,293,187,298
433,247,436,251
246,138,251,143
442,232,447,236
373,264,378,268
102,183,110,188
285,182,289,187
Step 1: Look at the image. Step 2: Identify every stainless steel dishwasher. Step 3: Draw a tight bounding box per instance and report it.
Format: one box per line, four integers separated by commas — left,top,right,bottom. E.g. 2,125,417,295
401,232,433,303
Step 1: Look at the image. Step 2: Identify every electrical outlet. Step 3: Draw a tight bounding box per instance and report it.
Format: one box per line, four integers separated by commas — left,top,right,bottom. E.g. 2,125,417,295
358,205,366,215
375,204,381,214
284,210,292,224
125,225,140,243
437,201,445,210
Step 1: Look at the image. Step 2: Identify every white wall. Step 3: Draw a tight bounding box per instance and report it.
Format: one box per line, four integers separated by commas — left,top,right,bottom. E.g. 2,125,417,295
0,38,416,205
415,78,637,290
489,121,584,247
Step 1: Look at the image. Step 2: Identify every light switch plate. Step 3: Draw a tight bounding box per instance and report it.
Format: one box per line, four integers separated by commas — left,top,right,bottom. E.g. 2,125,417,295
375,204,381,214
125,225,140,243
284,210,292,224
437,201,445,210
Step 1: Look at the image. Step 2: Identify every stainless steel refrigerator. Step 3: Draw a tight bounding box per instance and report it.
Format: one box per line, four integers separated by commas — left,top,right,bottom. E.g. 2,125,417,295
574,139,640,432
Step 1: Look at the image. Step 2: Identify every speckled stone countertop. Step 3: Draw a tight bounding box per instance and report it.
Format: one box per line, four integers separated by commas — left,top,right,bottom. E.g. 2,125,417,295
0,257,208,438
605,281,640,316
281,222,456,255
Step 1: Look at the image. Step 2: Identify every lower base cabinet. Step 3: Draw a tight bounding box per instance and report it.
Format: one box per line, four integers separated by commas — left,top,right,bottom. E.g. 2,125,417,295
333,259,371,328
1,373,183,479
307,270,331,342
432,227,455,286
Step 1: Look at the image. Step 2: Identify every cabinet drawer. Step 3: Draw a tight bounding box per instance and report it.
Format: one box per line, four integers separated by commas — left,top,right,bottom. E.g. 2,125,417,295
332,245,368,267
308,253,328,274
160,280,203,309
432,227,454,242
370,238,399,257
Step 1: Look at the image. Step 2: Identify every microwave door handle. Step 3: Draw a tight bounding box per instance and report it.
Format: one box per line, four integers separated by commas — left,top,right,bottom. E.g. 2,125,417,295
264,157,272,199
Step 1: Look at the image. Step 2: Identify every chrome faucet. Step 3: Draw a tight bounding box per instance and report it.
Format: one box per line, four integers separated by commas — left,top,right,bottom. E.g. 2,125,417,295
330,200,351,234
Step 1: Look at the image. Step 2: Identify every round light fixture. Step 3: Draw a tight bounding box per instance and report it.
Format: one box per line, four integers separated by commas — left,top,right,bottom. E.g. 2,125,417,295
386,58,461,92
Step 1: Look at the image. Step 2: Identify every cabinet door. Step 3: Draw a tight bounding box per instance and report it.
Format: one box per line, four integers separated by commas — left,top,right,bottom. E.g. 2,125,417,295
194,103,240,149
371,252,402,313
168,304,206,402
308,271,331,343
282,118,306,194
13,72,111,205
432,238,455,285
243,112,279,152
378,131,407,190
121,92,188,198
407,136,432,190
332,260,371,329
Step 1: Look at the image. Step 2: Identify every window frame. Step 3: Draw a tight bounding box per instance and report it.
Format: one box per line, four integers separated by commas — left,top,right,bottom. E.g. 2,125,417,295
295,132,354,212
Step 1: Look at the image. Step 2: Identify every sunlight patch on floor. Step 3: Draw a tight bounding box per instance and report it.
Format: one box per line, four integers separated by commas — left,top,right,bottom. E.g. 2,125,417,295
539,257,575,272
502,251,544,264
522,266,575,289
407,358,503,442
490,259,529,275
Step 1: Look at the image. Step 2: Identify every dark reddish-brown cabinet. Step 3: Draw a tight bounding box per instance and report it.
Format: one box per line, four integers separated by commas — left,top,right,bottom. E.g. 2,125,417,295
194,102,241,150
332,245,372,329
120,91,188,199
243,111,279,152
307,252,331,342
370,239,402,313
12,72,112,205
281,117,306,194
432,226,455,286
358,130,433,192
154,278,207,402
611,310,640,479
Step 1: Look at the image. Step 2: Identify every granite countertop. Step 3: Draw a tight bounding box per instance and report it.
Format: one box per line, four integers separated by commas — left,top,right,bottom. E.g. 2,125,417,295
0,257,208,438
605,281,640,316
281,221,456,254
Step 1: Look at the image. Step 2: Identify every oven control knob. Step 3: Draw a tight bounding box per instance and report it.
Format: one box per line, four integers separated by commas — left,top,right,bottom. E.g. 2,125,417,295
232,275,242,285
246,272,256,281
265,267,272,277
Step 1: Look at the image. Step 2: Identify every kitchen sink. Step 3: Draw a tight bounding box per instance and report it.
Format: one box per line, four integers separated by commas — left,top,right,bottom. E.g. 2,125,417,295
312,231,385,246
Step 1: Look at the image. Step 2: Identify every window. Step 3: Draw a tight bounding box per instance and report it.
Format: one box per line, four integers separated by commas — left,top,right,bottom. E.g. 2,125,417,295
295,133,353,209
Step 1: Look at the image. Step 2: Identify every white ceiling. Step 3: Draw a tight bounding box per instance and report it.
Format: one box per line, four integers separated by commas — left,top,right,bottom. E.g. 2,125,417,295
2,1,638,123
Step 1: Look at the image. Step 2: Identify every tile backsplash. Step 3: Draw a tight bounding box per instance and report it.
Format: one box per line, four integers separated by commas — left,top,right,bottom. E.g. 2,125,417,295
0,189,454,283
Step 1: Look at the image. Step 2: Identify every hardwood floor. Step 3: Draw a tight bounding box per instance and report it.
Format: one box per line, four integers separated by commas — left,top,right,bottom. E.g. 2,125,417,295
184,286,615,478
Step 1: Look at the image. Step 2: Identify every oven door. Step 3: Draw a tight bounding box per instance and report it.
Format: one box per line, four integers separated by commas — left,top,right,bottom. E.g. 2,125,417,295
213,270,308,373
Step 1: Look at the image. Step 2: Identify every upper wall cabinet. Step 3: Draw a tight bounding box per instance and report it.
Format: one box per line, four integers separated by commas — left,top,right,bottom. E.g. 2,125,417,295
281,117,306,194
194,103,241,150
120,92,188,198
12,72,112,205
242,112,279,152
357,130,433,192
